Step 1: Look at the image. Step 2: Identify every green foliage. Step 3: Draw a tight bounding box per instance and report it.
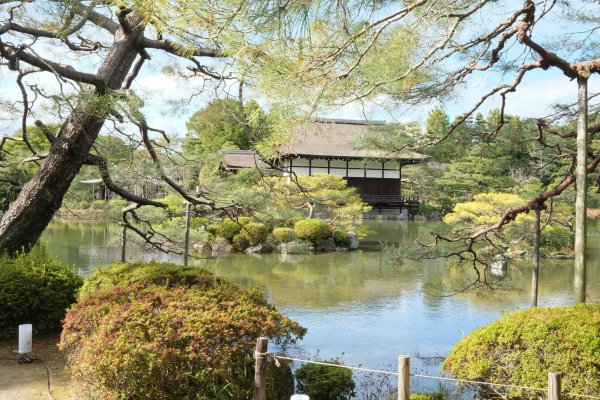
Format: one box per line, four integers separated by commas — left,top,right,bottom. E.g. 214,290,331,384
62,261,305,400
332,229,351,247
444,192,574,253
232,233,250,251
272,227,297,243
183,99,268,155
294,219,330,245
295,360,356,400
0,254,83,339
444,304,600,399
241,222,269,246
218,219,243,240
409,393,445,400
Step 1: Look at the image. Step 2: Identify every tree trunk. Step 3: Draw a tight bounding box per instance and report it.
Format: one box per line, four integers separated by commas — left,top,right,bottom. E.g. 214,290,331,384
0,15,144,255
574,76,588,303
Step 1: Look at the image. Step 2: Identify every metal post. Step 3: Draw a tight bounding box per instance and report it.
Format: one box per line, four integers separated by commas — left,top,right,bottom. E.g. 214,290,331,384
397,355,410,400
254,337,268,400
184,202,191,266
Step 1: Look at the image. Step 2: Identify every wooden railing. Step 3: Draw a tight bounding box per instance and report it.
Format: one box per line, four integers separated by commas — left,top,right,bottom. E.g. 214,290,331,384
360,194,420,205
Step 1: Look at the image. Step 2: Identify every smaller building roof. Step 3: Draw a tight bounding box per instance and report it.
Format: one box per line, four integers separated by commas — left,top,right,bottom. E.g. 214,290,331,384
219,150,270,170
283,119,428,161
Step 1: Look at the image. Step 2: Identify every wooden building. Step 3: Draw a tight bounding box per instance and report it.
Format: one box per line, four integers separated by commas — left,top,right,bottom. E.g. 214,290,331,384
219,119,428,210
279,119,427,209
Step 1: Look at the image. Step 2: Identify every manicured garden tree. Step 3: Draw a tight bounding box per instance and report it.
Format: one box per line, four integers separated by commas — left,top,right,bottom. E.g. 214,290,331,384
444,304,600,399
61,261,305,399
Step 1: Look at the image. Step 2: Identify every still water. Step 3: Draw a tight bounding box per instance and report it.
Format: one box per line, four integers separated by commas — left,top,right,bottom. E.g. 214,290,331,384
37,219,600,392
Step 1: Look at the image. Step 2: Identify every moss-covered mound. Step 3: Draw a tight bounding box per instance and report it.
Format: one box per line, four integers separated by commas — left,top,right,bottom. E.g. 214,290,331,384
444,304,600,399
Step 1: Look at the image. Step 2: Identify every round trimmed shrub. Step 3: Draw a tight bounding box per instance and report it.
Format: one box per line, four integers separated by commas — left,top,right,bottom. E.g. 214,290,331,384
272,227,297,243
61,262,305,400
241,222,269,246
218,219,242,240
332,229,351,247
294,219,330,245
232,233,250,251
295,360,356,400
0,255,83,339
443,304,600,399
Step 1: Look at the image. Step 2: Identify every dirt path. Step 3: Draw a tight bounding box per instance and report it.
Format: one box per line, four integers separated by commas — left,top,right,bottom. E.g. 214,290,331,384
0,334,71,400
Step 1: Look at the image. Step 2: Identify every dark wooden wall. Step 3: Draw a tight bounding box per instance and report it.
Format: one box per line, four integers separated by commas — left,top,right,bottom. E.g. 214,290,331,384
346,178,400,195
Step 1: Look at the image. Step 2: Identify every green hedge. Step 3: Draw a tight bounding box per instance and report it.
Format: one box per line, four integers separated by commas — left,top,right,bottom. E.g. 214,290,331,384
272,227,297,243
62,261,305,400
0,255,83,339
294,219,330,245
295,361,355,400
332,229,351,247
241,222,269,246
444,304,600,399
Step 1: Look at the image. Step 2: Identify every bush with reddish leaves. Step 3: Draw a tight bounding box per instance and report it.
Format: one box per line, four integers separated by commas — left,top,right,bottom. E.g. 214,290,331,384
61,261,305,400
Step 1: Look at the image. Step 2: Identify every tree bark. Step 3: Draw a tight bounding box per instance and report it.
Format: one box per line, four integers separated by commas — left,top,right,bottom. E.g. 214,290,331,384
574,76,588,303
0,14,145,255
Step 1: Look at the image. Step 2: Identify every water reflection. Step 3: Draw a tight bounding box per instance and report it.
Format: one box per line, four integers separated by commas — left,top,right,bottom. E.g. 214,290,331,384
37,219,599,384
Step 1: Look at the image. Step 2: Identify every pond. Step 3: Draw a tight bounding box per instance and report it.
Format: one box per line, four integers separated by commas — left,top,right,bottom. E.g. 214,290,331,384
37,219,600,395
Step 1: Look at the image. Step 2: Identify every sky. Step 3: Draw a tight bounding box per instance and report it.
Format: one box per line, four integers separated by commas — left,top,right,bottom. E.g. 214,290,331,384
1,0,599,138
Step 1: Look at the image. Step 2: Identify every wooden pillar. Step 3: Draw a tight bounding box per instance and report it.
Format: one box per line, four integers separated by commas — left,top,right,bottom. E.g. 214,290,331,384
548,372,561,400
574,75,588,303
531,204,541,307
183,202,191,266
399,163,403,197
254,337,268,400
308,158,312,176
120,224,127,262
397,355,410,400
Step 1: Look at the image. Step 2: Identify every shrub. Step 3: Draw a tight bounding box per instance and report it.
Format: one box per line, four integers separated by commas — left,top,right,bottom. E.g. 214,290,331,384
206,223,220,236
241,222,269,246
332,229,351,247
62,262,305,400
444,304,600,399
294,219,330,245
237,216,252,225
272,227,297,243
410,393,445,400
295,360,356,400
218,219,242,240
232,233,250,251
0,254,83,339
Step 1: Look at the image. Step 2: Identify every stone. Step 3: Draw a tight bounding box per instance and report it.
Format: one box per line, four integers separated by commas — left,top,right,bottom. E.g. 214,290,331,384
211,238,233,256
278,241,312,255
316,238,336,252
245,244,271,254
347,231,359,250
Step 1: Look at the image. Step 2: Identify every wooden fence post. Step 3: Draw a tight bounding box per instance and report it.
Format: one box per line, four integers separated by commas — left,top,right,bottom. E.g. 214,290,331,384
398,355,410,400
120,224,127,262
548,372,561,400
254,337,268,400
183,202,191,266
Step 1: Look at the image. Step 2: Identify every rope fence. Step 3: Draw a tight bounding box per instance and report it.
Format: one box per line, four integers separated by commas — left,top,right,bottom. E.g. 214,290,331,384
253,338,600,400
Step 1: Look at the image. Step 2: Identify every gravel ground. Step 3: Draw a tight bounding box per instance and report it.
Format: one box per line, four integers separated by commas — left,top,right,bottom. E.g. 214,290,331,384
0,333,70,400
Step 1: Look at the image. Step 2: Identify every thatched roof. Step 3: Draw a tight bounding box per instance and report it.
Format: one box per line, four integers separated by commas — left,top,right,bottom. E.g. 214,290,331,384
282,118,428,161
219,150,269,170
